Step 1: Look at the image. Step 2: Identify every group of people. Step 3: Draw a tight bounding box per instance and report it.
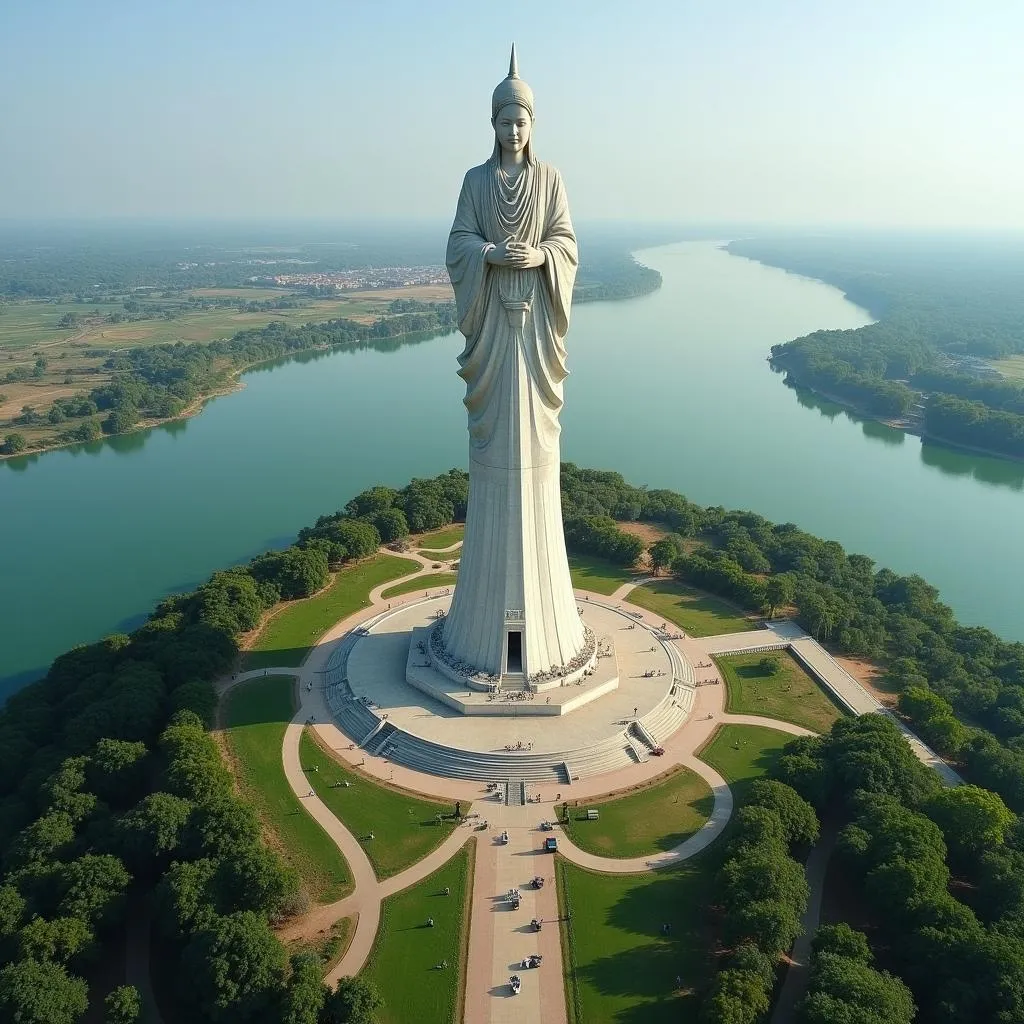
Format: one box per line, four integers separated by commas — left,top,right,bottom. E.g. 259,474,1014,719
504,740,534,751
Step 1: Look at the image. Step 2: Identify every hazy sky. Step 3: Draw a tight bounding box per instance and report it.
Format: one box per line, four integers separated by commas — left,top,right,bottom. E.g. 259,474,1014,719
2,0,1022,227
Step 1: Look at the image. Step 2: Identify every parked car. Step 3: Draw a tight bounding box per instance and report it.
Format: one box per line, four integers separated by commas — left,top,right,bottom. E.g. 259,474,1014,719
544,836,558,852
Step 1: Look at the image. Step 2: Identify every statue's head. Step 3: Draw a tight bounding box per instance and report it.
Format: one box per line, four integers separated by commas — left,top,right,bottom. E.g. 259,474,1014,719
491,45,535,164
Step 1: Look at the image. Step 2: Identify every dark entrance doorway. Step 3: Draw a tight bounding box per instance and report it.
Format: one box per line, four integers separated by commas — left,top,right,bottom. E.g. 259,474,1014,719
506,630,523,674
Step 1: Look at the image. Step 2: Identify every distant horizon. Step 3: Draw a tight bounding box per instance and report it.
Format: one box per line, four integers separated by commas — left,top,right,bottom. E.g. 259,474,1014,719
3,217,1024,238
3,1,1023,226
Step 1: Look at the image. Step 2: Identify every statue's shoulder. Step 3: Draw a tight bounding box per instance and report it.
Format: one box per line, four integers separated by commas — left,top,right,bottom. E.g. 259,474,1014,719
463,162,492,187
533,161,565,191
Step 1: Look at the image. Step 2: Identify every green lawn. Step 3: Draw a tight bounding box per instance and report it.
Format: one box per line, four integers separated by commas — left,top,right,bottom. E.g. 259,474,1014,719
718,650,844,734
562,767,714,858
223,676,351,902
698,723,792,806
381,572,457,600
416,524,465,551
300,730,458,880
558,858,711,1024
362,844,472,1024
626,578,756,636
556,726,795,1024
243,554,419,669
569,553,635,596
992,354,1024,381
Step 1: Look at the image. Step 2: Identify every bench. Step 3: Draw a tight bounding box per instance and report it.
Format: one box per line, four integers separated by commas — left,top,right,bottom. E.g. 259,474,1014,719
586,808,600,820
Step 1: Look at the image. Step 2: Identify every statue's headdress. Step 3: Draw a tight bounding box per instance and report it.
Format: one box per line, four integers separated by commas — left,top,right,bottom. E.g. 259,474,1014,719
491,44,534,120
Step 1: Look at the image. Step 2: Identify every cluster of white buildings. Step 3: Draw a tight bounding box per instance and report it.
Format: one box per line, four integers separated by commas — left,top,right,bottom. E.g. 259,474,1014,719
263,266,449,291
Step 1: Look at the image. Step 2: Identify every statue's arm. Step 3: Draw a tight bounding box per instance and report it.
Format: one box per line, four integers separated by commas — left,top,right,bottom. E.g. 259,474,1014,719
446,171,494,337
538,170,579,334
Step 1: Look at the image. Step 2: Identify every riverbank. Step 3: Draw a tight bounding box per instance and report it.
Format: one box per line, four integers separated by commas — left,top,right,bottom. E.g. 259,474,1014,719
783,375,1024,465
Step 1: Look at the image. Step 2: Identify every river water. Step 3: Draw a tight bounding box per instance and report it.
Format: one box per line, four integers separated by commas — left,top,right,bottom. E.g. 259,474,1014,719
3,241,1022,699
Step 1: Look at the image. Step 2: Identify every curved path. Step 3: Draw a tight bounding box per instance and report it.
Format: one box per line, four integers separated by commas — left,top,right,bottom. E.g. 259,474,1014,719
214,550,965,1024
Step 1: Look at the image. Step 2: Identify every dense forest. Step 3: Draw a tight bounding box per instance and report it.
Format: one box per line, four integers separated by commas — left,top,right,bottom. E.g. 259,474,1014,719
730,235,1024,459
3,462,1024,1019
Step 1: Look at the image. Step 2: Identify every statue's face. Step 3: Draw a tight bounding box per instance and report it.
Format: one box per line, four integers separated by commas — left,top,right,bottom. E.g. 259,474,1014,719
493,103,532,157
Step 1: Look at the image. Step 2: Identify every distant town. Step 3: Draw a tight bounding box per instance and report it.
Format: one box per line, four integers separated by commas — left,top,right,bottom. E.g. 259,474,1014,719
259,265,450,291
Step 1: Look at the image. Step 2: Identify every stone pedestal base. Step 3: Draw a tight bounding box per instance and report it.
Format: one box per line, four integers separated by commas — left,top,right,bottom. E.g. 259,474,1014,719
405,625,618,717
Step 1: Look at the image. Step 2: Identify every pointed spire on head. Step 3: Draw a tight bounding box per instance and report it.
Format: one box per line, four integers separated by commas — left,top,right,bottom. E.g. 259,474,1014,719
492,43,534,119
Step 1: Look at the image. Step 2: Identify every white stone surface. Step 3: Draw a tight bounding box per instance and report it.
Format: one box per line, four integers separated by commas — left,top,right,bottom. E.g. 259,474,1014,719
441,53,584,680
347,597,677,754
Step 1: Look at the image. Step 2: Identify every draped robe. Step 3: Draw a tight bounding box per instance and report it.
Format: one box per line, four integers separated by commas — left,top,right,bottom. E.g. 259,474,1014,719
441,157,587,679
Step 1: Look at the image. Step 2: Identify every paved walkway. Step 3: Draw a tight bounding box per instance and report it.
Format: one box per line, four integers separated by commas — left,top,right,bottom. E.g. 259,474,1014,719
770,822,839,1024
216,553,963,1024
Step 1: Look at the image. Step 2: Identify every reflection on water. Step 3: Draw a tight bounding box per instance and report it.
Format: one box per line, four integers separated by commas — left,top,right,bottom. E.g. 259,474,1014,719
920,441,1024,491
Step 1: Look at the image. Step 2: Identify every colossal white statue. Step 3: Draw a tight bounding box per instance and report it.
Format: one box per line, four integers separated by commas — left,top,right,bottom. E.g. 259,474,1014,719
438,47,593,684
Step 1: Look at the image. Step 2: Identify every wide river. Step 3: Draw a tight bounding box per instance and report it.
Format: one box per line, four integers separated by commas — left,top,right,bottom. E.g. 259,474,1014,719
3,241,1023,700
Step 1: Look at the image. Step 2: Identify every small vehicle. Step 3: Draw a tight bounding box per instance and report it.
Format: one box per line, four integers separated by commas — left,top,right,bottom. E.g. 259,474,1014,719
531,876,545,889
651,746,665,756
509,974,522,995
544,836,558,852
539,820,554,831
498,830,509,844
531,917,543,931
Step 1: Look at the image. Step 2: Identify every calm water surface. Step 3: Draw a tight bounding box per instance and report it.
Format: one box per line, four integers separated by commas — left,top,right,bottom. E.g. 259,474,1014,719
3,241,1022,698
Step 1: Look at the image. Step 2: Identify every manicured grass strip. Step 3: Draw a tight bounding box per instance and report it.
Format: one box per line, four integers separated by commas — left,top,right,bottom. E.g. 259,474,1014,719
558,858,711,1024
568,553,635,596
223,676,352,902
362,844,472,1024
244,554,419,669
698,723,791,805
416,524,465,551
381,572,458,600
561,766,714,858
718,650,844,733
626,578,757,636
301,730,458,880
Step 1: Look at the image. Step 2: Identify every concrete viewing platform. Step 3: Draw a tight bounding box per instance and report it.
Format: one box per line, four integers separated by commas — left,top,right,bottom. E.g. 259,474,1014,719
337,595,686,763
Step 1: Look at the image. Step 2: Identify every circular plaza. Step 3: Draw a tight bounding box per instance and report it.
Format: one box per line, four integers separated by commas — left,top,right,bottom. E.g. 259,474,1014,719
322,593,697,783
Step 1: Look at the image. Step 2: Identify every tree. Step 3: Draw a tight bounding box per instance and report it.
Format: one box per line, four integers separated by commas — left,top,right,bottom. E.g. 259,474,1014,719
648,535,686,574
279,953,328,1024
0,885,26,939
323,976,384,1024
748,779,820,846
18,915,93,964
699,968,771,1024
369,507,409,543
116,792,193,870
155,857,217,938
808,923,872,966
2,432,27,454
212,843,299,921
56,854,132,929
924,785,1015,862
182,911,286,1022
798,953,915,1024
102,404,139,435
104,984,142,1023
57,312,78,328
765,574,795,617
0,957,89,1024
